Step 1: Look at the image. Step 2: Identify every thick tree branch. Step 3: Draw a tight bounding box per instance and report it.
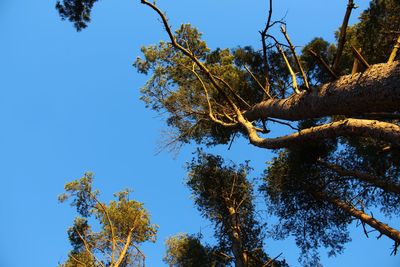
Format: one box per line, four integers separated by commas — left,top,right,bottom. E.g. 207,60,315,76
314,191,400,244
238,118,400,149
317,160,400,194
244,62,400,121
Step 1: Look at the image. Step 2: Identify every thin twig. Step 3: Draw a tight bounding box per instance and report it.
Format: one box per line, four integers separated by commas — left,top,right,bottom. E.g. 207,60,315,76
266,118,299,131
75,229,106,267
244,65,272,98
260,0,274,94
263,252,283,267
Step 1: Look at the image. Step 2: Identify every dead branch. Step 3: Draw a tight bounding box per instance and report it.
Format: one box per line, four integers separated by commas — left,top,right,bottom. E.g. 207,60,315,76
332,0,356,73
244,65,272,99
263,252,283,267
388,35,400,63
351,47,362,75
260,0,274,94
351,45,370,68
307,49,338,80
266,118,299,131
280,25,310,91
277,45,300,94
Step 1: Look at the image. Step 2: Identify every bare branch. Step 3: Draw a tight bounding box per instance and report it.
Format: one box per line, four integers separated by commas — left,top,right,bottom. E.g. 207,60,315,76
308,49,338,80
244,65,272,99
263,252,283,267
351,47,362,75
266,118,299,131
351,45,370,68
388,35,400,63
332,0,356,73
280,25,310,91
277,45,300,94
314,190,400,244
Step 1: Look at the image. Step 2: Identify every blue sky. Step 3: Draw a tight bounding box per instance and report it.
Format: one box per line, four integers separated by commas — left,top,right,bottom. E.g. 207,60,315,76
0,0,399,266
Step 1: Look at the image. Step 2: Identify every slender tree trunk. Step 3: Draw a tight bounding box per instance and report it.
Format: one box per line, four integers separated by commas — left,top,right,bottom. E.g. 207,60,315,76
228,207,247,267
244,61,400,121
314,191,400,243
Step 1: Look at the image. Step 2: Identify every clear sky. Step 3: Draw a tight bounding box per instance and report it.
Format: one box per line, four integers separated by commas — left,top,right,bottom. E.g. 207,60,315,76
0,0,399,266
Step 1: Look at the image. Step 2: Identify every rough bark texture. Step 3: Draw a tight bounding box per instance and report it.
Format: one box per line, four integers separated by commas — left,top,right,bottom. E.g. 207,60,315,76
315,191,400,244
242,118,400,149
244,62,400,121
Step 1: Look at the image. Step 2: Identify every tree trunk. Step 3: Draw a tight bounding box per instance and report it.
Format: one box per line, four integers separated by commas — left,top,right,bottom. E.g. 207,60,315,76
314,191,400,243
244,61,400,121
228,207,247,267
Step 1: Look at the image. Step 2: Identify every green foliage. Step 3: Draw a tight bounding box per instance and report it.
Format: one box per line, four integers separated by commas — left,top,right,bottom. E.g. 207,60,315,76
56,0,99,31
163,233,221,267
263,150,352,266
134,24,292,147
187,152,262,253
187,152,288,267
354,0,400,64
59,172,158,267
301,38,335,84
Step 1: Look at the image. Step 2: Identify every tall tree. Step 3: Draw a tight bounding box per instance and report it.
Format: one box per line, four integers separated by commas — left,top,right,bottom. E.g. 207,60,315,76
59,172,158,267
56,0,400,264
185,152,287,267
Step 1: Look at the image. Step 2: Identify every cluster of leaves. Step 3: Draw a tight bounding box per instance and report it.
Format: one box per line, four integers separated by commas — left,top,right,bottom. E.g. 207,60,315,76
163,233,223,267
59,172,158,267
56,0,99,31
134,24,291,148
261,0,400,264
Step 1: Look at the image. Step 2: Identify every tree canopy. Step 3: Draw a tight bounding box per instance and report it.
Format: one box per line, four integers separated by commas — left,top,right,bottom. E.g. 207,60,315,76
59,172,158,267
56,0,400,265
